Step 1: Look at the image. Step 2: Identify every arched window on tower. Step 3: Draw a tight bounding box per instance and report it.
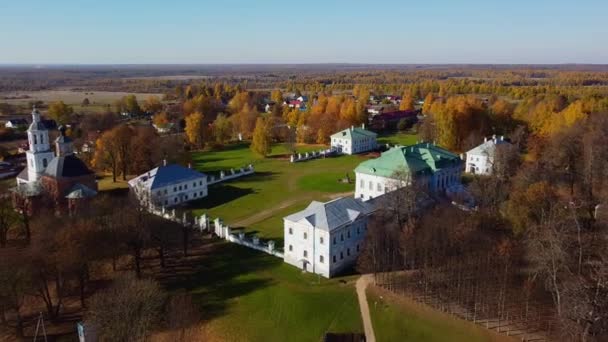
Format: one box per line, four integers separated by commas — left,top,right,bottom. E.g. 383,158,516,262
43,158,48,168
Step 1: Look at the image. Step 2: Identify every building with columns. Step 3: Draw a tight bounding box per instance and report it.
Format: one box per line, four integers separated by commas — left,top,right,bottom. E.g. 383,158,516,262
354,142,462,201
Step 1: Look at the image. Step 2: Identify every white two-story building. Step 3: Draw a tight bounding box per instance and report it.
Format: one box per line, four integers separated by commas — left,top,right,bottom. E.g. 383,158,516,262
330,125,377,155
354,143,462,201
128,162,208,207
283,197,376,278
465,135,510,175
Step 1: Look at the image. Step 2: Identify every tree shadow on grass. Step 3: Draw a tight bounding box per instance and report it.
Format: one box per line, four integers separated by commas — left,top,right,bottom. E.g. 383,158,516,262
165,242,281,321
186,185,255,209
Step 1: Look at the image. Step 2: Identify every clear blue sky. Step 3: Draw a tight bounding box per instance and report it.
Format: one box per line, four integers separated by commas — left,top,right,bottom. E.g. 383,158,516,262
1,0,606,64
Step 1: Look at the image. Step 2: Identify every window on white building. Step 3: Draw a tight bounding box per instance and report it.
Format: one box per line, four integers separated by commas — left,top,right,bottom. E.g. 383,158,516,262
333,255,336,263
200,191,203,196
368,181,372,190
356,244,360,252
320,255,324,263
377,182,381,192
199,181,203,186
43,158,47,168
288,227,293,235
320,236,324,244
303,232,307,239
173,187,177,192
360,179,364,188
333,237,336,245
347,230,351,238
303,250,308,258
340,252,343,260
340,233,344,241
347,248,350,256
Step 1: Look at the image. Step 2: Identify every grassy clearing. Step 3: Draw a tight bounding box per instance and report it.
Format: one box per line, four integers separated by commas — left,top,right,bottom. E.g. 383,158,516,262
377,132,419,146
367,287,513,342
187,143,365,228
171,242,362,342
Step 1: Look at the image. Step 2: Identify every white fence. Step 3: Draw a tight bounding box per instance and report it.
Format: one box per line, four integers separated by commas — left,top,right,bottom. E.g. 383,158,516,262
290,148,337,163
213,217,284,258
146,206,284,259
207,164,255,185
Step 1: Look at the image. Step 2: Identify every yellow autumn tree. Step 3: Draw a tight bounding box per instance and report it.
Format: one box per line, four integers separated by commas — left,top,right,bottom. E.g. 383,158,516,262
251,117,271,157
399,91,415,111
185,112,205,149
422,93,435,115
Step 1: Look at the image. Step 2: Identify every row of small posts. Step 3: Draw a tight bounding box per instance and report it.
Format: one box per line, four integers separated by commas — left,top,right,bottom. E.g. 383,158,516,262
207,164,255,185
290,148,336,163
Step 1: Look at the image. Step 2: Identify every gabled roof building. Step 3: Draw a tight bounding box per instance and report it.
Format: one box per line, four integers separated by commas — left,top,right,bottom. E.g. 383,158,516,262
283,197,376,278
465,135,510,175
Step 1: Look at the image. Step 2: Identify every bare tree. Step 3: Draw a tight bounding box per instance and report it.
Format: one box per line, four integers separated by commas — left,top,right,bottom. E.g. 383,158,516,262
86,273,166,342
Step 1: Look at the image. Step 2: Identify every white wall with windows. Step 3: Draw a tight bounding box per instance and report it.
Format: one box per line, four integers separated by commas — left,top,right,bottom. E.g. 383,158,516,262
283,217,369,278
150,177,208,207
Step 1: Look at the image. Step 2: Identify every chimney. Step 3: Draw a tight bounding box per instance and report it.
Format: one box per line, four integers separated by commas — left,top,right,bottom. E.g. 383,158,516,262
163,159,167,167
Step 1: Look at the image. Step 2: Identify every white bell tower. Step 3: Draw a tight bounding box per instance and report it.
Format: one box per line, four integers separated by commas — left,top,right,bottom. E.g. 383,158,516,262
24,106,55,183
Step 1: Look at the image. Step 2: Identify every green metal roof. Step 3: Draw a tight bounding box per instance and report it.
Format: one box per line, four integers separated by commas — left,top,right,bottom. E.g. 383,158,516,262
354,143,461,178
330,127,377,140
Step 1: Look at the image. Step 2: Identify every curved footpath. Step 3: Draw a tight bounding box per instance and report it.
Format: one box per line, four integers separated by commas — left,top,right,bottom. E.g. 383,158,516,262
356,274,376,342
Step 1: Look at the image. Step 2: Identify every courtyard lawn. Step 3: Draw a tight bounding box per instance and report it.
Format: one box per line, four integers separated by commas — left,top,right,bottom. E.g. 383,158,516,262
188,143,363,231
172,242,363,342
367,287,513,342
377,132,419,146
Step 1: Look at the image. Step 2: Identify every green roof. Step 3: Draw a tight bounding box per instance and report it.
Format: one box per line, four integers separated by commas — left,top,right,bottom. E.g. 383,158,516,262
330,127,377,140
354,143,461,178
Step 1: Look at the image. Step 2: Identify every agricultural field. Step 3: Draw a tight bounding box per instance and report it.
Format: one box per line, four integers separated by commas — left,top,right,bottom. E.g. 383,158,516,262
170,242,363,342
0,90,163,114
367,287,513,342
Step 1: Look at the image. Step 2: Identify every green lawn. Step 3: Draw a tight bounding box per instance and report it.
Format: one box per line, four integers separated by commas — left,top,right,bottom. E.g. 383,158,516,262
367,287,511,342
377,132,419,146
187,142,364,231
172,242,362,342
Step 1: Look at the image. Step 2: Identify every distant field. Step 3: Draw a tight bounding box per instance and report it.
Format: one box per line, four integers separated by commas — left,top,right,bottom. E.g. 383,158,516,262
122,75,214,80
0,90,164,114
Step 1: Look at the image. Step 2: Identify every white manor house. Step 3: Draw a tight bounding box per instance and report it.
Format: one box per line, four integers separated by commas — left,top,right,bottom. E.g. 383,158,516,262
283,197,375,278
330,125,377,155
129,162,208,207
354,142,462,201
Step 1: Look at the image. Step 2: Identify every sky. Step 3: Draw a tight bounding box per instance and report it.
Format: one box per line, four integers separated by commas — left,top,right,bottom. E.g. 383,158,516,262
0,0,607,64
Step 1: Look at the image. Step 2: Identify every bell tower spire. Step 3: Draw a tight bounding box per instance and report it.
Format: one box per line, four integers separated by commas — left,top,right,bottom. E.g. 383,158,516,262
19,105,55,184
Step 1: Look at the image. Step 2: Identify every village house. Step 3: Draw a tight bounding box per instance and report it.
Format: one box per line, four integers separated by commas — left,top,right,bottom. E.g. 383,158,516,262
354,142,462,201
283,196,376,278
4,118,28,129
330,125,377,155
465,135,510,175
129,162,208,208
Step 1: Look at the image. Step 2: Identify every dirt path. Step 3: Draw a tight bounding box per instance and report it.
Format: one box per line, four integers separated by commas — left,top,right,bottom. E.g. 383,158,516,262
231,191,354,227
356,274,376,342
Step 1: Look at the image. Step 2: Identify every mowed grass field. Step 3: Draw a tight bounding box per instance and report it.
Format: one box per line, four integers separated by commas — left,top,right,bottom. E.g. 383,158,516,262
367,287,514,342
170,242,363,342
1,90,164,114
187,143,369,244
